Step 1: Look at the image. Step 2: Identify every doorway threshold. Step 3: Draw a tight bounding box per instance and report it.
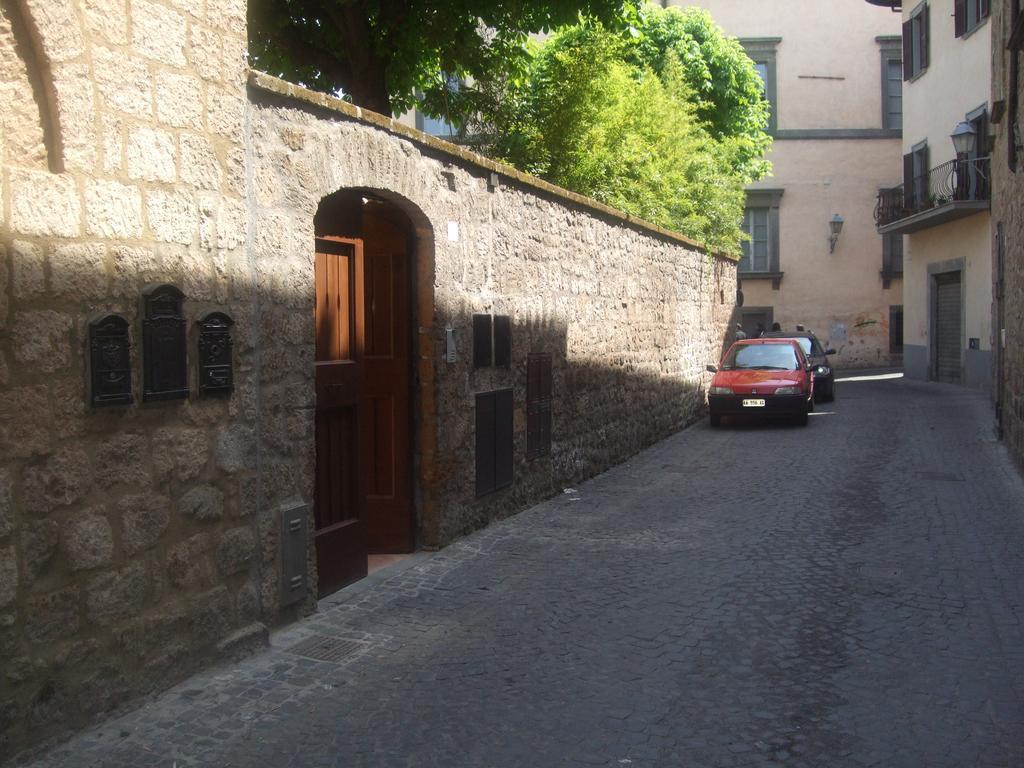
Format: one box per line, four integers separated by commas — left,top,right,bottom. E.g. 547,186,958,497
317,551,431,609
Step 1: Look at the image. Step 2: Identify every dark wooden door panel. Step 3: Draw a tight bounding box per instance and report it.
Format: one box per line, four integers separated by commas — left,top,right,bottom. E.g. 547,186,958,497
314,236,367,596
362,211,412,554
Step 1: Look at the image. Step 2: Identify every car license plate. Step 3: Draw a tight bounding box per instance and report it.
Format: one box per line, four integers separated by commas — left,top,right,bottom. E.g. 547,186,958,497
742,398,766,407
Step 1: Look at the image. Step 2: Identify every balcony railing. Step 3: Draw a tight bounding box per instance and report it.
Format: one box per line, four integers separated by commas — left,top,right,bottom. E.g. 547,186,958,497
875,157,991,229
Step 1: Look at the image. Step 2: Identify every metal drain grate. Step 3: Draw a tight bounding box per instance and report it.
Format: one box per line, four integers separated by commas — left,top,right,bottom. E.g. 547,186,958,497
285,635,368,663
917,471,965,482
858,565,903,580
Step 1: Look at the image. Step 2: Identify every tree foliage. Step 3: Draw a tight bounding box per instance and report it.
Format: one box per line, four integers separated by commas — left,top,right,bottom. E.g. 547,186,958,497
247,0,630,116
469,7,771,253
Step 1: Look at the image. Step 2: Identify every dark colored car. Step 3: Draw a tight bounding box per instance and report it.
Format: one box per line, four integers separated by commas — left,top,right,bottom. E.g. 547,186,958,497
763,331,836,402
706,339,814,427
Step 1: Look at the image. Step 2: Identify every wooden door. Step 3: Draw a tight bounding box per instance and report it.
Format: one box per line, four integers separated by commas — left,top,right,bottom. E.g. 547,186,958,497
934,272,962,384
314,236,367,595
362,210,413,553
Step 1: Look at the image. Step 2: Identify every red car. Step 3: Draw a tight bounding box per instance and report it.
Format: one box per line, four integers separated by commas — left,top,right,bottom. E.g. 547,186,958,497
705,339,815,427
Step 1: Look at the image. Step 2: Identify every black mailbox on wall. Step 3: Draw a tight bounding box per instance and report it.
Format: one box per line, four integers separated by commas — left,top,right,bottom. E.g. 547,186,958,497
142,284,189,402
197,311,235,394
88,314,133,408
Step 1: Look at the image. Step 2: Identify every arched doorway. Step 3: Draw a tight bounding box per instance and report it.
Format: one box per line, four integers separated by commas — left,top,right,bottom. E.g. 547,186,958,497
312,189,430,596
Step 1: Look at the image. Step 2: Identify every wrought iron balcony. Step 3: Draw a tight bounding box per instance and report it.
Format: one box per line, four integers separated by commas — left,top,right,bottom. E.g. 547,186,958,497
875,157,991,234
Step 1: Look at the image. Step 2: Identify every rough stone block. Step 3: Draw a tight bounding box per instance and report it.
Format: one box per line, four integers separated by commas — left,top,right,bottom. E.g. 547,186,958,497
146,190,198,245
87,563,146,624
63,513,114,571
235,581,260,622
94,433,150,487
111,245,159,296
131,0,186,66
52,61,98,172
22,0,85,62
206,85,244,139
92,47,151,118
0,470,12,538
215,424,256,473
178,485,223,520
85,180,144,239
11,241,45,299
0,548,16,609
215,621,267,661
216,526,256,576
152,427,210,481
0,387,52,460
49,242,108,298
188,25,222,82
119,494,170,555
167,533,213,589
156,72,203,130
20,519,59,582
127,127,176,183
25,586,80,643
22,445,92,513
83,0,128,45
8,169,81,237
188,585,231,642
180,133,221,190
11,310,73,373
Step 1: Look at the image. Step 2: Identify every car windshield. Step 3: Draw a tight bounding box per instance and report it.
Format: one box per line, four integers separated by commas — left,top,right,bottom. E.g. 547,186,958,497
723,343,800,371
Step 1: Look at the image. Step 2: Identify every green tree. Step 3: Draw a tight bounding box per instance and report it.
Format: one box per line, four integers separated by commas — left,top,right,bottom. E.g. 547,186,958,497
469,10,769,253
247,0,630,117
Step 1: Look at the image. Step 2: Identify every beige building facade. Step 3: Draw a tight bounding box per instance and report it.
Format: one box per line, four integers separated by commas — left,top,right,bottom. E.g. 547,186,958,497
0,0,735,757
989,0,1024,468
680,0,905,368
870,0,995,390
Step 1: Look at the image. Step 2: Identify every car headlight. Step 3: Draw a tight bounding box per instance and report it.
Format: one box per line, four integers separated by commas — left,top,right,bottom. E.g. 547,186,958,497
709,386,733,395
774,386,801,395
815,365,831,375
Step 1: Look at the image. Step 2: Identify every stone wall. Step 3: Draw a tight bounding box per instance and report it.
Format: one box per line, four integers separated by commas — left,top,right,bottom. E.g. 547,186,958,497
0,0,261,758
991,0,1024,469
0,0,734,759
247,75,736,555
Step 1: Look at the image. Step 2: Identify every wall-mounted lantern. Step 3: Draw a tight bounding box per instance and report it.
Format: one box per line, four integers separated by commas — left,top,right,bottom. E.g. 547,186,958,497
828,214,845,253
197,311,235,394
950,120,977,157
142,284,188,402
88,314,133,407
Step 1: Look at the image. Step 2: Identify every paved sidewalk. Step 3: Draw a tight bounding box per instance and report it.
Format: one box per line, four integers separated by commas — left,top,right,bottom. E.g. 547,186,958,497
18,374,1024,767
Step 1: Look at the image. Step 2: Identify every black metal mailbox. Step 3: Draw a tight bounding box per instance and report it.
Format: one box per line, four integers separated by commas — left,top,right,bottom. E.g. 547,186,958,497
88,314,133,407
197,311,234,394
142,284,188,402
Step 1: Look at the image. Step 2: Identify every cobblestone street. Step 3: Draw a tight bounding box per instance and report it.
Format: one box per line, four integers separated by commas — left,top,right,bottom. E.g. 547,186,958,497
20,374,1024,768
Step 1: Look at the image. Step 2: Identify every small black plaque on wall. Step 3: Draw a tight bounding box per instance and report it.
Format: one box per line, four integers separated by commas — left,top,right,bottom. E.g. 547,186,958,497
197,311,235,394
142,284,189,402
88,314,133,407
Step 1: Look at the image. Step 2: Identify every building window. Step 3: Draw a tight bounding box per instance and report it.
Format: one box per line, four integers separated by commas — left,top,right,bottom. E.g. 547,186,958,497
739,189,783,277
955,0,990,38
878,38,903,130
415,75,461,139
526,353,552,460
890,306,904,354
903,140,929,209
740,38,780,134
741,208,770,272
882,232,903,288
903,3,930,80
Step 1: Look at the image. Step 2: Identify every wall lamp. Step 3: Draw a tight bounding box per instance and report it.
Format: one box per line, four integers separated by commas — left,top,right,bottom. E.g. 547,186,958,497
828,213,844,253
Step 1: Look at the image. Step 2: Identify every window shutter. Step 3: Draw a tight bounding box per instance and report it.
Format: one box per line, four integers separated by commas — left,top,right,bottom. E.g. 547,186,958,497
980,0,990,19
902,20,913,79
882,232,892,272
493,315,511,368
903,152,915,209
494,389,513,490
472,314,492,368
475,392,496,496
527,353,552,459
955,0,966,37
920,5,930,70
